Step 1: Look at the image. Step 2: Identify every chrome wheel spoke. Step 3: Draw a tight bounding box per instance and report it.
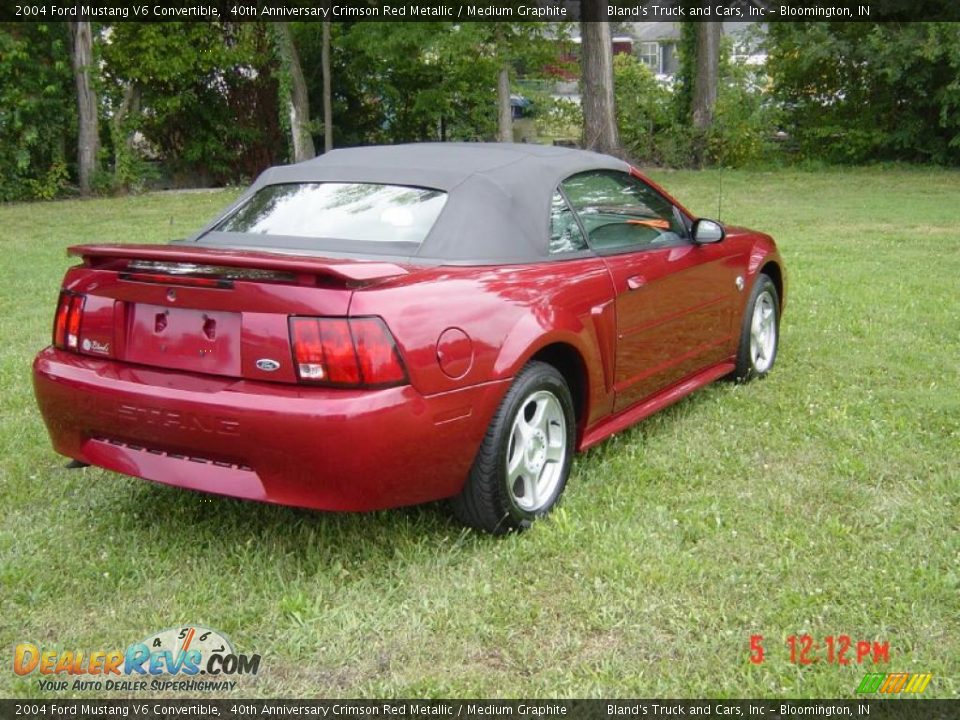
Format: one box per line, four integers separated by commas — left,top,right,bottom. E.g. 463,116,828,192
545,441,564,464
523,473,539,506
515,413,534,441
759,308,773,337
529,397,548,433
507,436,524,479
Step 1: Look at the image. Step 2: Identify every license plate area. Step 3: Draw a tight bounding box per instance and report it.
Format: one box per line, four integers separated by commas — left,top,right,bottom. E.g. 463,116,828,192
126,303,241,376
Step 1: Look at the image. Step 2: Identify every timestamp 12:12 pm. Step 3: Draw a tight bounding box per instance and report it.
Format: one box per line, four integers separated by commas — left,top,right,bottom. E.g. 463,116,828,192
749,634,891,665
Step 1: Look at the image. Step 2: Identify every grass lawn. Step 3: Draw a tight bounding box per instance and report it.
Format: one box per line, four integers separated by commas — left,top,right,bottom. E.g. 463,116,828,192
1,168,957,699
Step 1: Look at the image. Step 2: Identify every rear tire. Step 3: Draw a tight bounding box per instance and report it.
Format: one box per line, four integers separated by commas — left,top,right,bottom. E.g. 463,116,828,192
733,274,780,382
451,361,575,535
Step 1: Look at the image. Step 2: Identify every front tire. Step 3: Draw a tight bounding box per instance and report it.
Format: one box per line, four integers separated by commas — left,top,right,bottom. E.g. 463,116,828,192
451,361,575,534
733,274,780,382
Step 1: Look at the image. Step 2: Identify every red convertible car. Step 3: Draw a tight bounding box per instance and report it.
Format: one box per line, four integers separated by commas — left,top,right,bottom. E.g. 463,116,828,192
33,143,786,533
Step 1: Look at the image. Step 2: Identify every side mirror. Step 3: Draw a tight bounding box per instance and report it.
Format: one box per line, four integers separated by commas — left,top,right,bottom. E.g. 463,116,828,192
692,218,725,244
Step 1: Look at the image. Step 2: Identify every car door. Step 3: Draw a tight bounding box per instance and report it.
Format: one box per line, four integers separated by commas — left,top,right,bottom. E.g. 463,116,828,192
560,170,743,413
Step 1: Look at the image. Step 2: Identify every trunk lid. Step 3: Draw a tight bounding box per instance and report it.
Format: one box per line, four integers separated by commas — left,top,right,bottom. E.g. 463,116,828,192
64,244,411,382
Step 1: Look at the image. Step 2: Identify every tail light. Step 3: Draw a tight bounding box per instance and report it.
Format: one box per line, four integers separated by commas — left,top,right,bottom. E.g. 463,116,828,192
53,291,85,351
289,316,408,388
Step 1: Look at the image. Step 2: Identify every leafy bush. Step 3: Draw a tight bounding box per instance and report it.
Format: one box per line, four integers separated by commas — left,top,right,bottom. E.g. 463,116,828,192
520,86,581,145
0,23,75,201
614,49,778,169
767,22,960,165
22,161,70,201
613,54,673,164
707,54,782,168
109,146,159,195
100,23,283,186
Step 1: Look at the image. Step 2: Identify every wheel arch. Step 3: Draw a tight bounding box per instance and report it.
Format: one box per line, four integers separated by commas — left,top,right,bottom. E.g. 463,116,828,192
759,260,785,310
528,342,589,437
492,314,597,442
746,235,787,313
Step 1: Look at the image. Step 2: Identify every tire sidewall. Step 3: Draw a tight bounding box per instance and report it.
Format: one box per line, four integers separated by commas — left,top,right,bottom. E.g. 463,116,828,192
495,365,575,527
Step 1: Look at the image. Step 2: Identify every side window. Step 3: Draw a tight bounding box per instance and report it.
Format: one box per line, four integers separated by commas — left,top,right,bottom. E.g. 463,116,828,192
561,170,687,252
549,191,588,254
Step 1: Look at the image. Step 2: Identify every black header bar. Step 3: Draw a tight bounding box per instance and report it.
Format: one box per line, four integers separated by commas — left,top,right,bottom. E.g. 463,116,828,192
4,0,960,23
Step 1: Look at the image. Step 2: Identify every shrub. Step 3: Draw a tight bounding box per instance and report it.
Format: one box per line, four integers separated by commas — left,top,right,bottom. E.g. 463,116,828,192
707,56,782,168
614,54,674,164
0,24,75,201
614,49,779,169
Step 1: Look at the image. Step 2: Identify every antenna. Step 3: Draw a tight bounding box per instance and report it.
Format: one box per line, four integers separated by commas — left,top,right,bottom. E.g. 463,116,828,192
717,171,723,222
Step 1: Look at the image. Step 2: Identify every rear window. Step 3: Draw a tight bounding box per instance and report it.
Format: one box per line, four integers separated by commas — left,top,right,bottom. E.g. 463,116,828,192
212,182,447,245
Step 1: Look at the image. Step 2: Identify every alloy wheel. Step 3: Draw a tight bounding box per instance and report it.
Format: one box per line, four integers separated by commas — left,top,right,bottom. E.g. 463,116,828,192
505,390,567,512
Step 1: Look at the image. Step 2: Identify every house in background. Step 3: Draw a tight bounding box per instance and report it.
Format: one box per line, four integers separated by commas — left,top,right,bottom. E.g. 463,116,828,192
514,22,767,144
549,33,638,81
550,22,766,86
629,22,767,81
532,32,638,117
632,23,682,78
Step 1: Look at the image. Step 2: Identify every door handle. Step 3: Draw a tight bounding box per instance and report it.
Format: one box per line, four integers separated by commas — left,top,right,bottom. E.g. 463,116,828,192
627,275,646,291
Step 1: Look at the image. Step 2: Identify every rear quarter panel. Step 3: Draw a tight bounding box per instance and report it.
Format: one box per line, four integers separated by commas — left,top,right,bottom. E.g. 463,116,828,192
348,257,618,427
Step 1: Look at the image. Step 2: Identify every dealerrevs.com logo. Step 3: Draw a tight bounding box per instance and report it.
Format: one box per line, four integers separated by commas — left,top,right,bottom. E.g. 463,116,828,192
14,626,261,693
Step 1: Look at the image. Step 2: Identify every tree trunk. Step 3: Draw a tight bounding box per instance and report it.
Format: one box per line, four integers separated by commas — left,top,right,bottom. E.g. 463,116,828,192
579,11,620,155
497,64,512,143
691,21,721,131
69,21,99,195
322,20,333,153
111,83,141,187
690,21,721,166
276,22,315,163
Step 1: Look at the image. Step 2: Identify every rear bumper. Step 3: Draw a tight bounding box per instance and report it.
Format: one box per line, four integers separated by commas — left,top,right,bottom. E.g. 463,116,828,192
32,348,508,511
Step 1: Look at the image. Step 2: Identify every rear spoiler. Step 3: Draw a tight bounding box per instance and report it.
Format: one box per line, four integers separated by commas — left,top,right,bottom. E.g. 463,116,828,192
69,244,410,285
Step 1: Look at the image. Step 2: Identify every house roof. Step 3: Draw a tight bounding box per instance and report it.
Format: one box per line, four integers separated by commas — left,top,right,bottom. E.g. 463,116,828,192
631,23,682,43
628,21,762,44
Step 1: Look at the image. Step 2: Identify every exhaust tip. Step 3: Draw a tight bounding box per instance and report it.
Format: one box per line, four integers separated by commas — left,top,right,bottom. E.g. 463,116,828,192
65,459,90,469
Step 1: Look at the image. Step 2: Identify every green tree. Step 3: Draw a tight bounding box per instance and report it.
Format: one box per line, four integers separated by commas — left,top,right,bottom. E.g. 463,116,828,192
69,21,99,195
100,22,283,184
0,23,75,200
579,9,621,155
291,22,559,149
275,21,316,162
654,23,777,168
707,44,781,168
613,54,671,164
321,19,332,152
690,20,721,166
316,23,466,144
767,22,960,164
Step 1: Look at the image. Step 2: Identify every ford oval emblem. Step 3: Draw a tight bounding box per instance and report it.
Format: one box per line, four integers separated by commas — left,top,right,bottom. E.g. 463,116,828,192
256,358,281,372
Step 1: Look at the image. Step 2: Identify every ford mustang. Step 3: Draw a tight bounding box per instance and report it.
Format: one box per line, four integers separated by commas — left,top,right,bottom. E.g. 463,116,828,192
33,143,786,534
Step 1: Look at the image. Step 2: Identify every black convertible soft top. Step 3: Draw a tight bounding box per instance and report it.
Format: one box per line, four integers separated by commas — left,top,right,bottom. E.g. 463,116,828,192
187,143,630,264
